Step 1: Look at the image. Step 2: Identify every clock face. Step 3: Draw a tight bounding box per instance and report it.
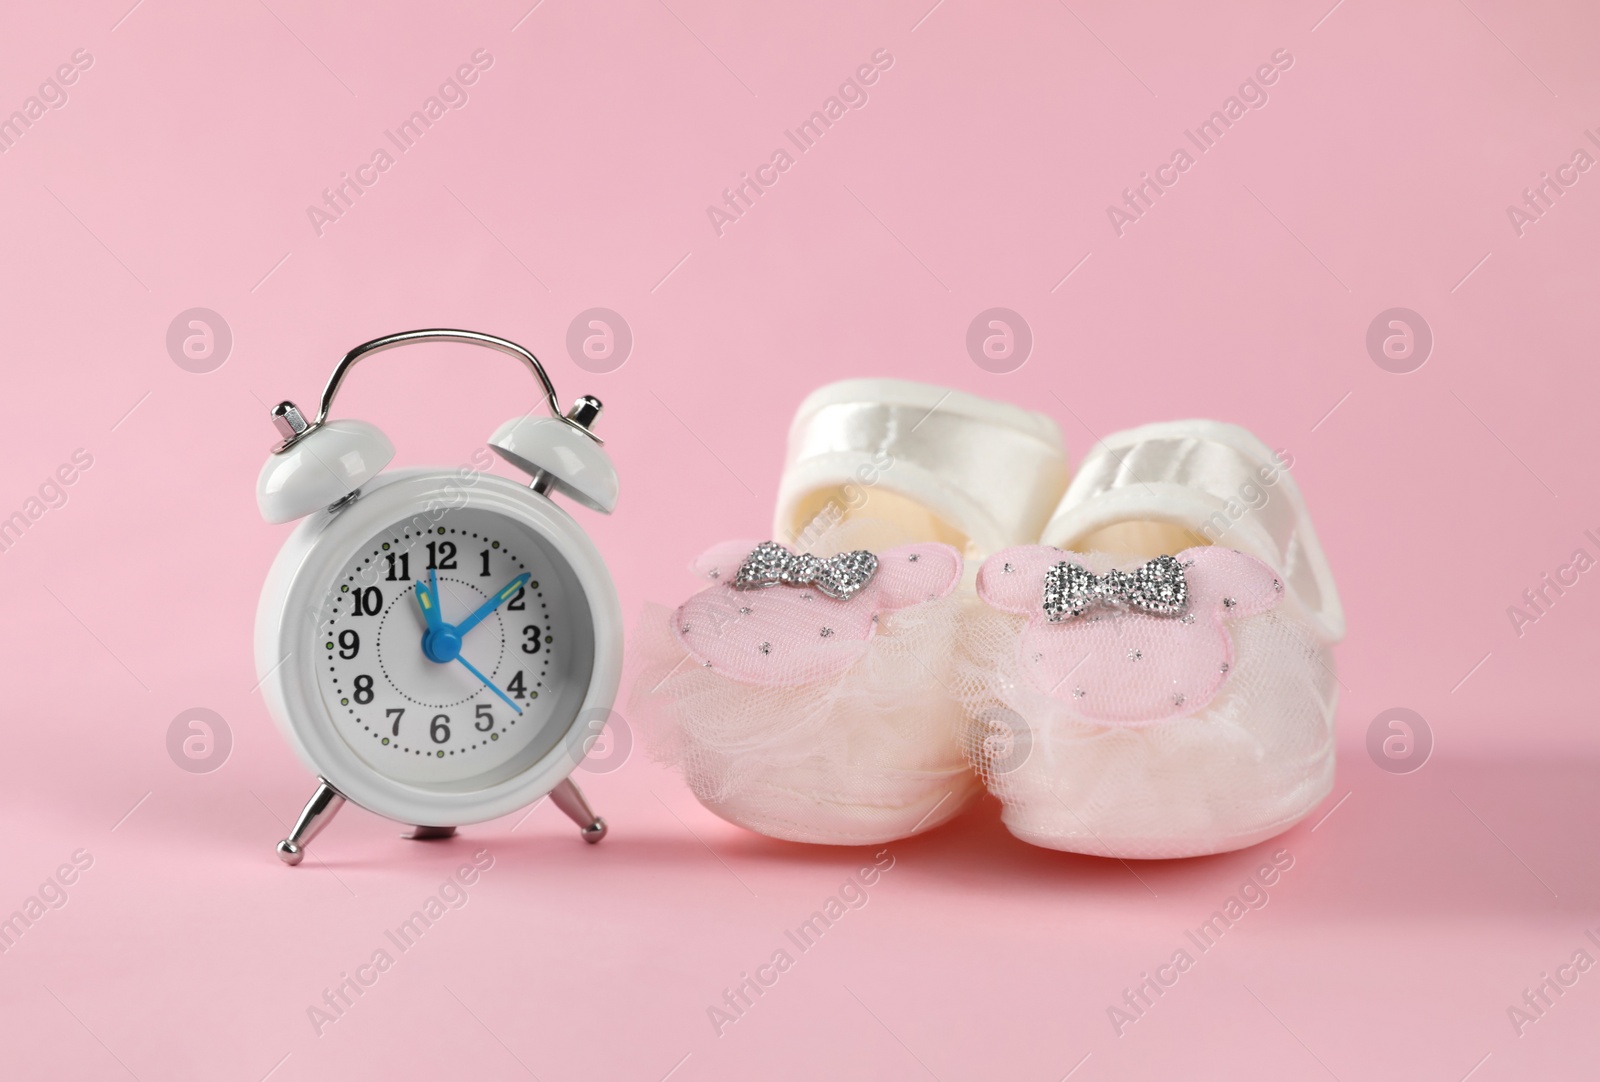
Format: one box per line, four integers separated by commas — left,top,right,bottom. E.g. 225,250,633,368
313,507,595,787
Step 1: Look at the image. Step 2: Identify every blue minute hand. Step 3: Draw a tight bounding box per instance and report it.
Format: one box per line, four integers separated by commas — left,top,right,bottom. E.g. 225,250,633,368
454,653,523,715
455,573,531,637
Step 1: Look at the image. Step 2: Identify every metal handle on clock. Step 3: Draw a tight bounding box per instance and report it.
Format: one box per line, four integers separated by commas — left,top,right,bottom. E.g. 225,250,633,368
273,329,602,454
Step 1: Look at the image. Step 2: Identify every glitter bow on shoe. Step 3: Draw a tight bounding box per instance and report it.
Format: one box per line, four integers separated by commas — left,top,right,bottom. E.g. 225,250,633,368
980,546,1281,725
733,541,879,601
1042,554,1188,621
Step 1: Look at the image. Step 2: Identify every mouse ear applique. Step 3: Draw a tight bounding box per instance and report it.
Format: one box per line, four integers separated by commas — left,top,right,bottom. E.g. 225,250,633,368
671,541,960,686
973,546,1283,727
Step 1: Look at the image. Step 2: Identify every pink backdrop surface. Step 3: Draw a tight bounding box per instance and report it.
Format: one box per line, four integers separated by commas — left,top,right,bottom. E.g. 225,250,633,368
1,0,1597,1078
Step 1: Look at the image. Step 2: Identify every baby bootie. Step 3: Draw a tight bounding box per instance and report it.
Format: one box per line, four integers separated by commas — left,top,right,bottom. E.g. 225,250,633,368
772,378,1071,561
631,379,1070,844
961,419,1343,858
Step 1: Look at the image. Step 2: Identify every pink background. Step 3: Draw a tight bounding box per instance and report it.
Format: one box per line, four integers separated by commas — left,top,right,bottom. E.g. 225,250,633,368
2,0,1597,1077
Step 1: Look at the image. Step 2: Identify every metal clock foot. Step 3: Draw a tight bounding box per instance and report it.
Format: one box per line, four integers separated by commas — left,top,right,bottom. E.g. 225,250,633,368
549,778,607,843
277,779,346,866
403,825,458,841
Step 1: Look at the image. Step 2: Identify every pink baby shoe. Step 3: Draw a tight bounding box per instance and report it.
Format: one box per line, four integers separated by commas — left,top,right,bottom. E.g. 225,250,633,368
630,380,1070,844
960,420,1344,858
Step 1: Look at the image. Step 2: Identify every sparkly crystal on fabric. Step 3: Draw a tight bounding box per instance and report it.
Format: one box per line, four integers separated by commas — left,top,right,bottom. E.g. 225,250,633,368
978,546,1283,727
679,541,957,685
1042,553,1188,621
734,541,880,601
962,543,1336,858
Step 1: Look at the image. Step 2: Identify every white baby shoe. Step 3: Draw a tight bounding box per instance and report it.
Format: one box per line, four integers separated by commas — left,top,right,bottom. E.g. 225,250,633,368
961,420,1344,858
772,379,1072,563
631,379,1070,844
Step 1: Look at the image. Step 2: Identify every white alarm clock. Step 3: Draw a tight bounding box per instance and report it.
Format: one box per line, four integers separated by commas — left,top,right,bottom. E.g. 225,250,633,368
254,329,622,865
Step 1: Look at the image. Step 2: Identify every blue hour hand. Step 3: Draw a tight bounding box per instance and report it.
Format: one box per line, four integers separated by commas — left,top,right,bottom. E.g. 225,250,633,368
417,568,528,715
415,568,445,630
455,573,531,637
454,653,523,715
418,569,467,664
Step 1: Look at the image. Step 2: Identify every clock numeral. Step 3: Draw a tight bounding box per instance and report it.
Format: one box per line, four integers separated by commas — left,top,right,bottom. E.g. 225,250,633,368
337,629,360,659
479,548,492,577
430,714,451,744
386,707,404,736
521,625,542,654
384,552,411,581
507,672,527,700
506,586,526,611
426,541,457,570
351,586,383,616
353,674,375,704
474,704,494,732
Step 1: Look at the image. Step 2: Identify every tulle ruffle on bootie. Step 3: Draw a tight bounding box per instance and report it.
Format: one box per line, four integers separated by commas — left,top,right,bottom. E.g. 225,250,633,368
960,416,1345,859
960,545,1337,858
631,540,981,844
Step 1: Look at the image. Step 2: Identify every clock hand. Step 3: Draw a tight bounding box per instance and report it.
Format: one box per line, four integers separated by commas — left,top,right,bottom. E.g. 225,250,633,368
455,572,531,637
453,652,523,715
415,568,444,631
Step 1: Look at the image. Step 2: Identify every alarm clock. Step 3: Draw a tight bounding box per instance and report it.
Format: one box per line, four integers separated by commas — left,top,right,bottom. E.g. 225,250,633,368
254,329,622,865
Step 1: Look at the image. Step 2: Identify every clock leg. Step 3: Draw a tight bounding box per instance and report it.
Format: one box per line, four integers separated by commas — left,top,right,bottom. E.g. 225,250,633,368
548,778,607,843
276,778,346,866
403,825,458,841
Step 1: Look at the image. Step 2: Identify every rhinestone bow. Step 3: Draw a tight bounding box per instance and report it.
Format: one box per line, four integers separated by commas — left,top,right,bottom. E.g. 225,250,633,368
1042,554,1188,621
733,541,879,601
